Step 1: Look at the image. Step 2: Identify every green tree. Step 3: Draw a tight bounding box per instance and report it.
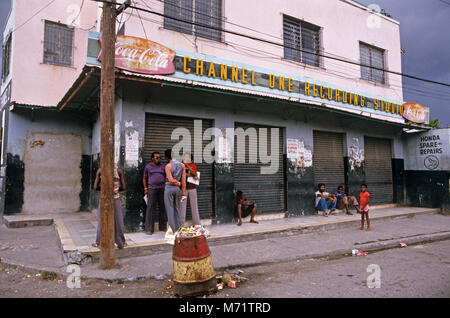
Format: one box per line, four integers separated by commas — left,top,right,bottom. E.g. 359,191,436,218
429,118,440,128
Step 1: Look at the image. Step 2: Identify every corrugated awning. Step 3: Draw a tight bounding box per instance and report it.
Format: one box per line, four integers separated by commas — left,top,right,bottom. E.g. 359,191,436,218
56,64,430,130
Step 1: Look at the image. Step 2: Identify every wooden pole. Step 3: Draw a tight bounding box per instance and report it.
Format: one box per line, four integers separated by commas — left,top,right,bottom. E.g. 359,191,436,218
99,0,116,269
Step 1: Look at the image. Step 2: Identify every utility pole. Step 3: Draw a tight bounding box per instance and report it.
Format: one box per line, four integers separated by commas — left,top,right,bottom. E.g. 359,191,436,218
99,0,116,270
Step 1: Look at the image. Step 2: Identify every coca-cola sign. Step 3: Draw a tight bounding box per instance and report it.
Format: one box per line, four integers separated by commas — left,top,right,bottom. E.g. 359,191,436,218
402,102,429,124
98,35,175,75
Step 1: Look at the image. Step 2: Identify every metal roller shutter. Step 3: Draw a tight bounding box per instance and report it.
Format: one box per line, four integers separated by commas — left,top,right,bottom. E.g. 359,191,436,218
234,122,285,214
313,131,345,194
144,113,214,220
364,137,393,204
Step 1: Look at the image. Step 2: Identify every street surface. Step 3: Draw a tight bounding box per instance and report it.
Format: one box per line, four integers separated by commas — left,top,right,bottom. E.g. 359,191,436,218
1,239,449,298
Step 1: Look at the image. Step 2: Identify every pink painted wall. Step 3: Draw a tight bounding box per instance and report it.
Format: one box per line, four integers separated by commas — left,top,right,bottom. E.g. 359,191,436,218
125,0,404,101
10,0,98,106
9,0,403,106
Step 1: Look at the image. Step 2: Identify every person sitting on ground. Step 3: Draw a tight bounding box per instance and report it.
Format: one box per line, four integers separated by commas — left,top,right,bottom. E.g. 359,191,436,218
234,190,258,226
334,185,360,216
315,183,336,216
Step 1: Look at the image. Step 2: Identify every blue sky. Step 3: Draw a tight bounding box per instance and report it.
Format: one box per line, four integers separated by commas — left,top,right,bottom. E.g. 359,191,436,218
1,0,449,126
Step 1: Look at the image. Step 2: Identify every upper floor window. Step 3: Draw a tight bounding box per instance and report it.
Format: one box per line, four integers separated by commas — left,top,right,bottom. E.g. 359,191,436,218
1,33,12,81
164,0,222,42
360,42,385,84
283,16,321,67
43,21,74,67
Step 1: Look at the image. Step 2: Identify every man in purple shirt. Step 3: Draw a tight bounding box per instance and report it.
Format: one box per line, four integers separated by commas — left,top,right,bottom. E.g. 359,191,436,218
142,152,167,234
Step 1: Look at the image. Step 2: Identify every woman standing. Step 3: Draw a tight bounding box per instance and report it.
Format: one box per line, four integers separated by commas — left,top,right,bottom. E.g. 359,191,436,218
180,153,201,226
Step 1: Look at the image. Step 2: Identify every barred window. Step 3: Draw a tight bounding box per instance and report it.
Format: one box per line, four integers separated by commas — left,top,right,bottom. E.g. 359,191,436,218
283,16,321,67
1,33,12,81
164,0,222,42
43,21,74,67
360,43,385,84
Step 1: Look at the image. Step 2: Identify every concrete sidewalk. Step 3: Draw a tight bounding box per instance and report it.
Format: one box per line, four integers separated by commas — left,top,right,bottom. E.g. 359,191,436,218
1,206,449,282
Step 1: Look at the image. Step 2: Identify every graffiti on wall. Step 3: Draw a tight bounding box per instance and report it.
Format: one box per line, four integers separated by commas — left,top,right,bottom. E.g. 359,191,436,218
287,138,312,178
348,138,364,172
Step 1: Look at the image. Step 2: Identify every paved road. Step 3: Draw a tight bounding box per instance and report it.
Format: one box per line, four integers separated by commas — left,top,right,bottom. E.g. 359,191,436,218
211,239,450,298
1,239,449,298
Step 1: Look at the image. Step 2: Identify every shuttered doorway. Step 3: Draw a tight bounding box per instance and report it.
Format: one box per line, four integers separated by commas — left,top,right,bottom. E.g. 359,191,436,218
234,122,285,214
364,136,393,205
313,131,345,194
144,113,214,220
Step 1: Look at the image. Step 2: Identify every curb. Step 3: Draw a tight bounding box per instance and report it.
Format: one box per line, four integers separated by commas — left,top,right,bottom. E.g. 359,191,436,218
79,207,440,261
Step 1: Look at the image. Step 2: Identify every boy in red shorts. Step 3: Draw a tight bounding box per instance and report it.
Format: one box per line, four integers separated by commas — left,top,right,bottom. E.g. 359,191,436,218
359,184,370,231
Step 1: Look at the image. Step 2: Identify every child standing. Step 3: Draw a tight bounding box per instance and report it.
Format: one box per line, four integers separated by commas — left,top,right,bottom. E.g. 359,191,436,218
359,184,370,231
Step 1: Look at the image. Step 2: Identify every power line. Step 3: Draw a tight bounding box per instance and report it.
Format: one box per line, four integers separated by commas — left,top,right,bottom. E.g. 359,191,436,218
91,0,450,89
11,0,56,34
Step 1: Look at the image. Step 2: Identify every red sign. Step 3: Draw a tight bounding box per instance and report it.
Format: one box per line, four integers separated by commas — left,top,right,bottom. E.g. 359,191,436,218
402,102,428,124
98,35,175,75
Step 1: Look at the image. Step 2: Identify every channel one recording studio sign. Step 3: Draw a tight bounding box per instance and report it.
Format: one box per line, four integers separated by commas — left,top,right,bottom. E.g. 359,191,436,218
405,128,450,171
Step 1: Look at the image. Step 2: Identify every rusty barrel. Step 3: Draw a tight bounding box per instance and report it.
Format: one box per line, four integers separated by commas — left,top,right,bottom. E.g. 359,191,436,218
172,235,217,297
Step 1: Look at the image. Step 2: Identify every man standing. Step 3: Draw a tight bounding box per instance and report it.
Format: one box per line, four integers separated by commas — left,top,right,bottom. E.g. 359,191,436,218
143,152,167,235
315,183,336,216
164,149,186,233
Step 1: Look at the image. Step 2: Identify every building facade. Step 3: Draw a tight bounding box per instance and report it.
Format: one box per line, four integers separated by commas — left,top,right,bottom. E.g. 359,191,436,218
1,0,446,231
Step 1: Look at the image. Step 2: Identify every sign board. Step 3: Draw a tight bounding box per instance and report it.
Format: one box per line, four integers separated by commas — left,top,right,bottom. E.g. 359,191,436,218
404,128,450,171
98,35,176,75
402,102,428,124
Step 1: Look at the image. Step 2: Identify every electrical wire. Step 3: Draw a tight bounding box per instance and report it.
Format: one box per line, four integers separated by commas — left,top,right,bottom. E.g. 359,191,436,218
91,0,450,88
11,0,56,34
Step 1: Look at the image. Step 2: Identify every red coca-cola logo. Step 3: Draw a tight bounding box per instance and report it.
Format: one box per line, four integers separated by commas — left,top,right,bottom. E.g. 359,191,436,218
98,35,175,75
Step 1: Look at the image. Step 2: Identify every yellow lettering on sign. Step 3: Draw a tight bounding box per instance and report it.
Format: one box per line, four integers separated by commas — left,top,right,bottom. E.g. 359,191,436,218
183,56,191,73
313,84,318,97
320,85,325,99
220,64,228,80
207,62,216,78
349,92,353,104
251,70,256,85
279,76,285,91
327,87,333,100
399,104,404,115
353,93,359,106
335,89,340,102
342,91,348,103
232,66,239,82
288,78,293,92
304,82,310,95
269,74,276,89
392,103,396,114
360,96,365,107
242,68,248,84
396,104,399,114
196,59,204,76
374,99,378,110
380,100,384,112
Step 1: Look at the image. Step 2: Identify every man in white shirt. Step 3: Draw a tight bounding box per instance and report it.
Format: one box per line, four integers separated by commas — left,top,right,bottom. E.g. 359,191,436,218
315,183,336,217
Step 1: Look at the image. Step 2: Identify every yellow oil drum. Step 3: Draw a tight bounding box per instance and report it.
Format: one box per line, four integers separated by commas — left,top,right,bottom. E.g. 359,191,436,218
172,235,217,297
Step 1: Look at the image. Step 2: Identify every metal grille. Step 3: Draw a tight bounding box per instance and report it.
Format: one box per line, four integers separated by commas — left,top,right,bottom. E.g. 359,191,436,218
164,0,222,41
194,0,222,41
164,0,193,35
364,137,393,204
43,21,74,67
234,122,285,214
283,16,321,67
1,34,12,80
313,131,345,194
144,113,214,220
360,43,385,84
